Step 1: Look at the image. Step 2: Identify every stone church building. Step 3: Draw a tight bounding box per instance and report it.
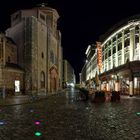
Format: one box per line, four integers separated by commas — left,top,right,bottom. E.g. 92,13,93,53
0,4,63,96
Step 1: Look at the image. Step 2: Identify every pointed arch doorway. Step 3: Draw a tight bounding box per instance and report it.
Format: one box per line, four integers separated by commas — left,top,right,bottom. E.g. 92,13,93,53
50,66,58,92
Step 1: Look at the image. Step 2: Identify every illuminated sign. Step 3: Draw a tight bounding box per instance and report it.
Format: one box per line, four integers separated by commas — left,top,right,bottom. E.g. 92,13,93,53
96,42,102,69
15,80,20,92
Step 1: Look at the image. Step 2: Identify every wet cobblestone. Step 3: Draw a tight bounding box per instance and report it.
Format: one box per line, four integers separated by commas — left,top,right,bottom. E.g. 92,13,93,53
0,89,140,139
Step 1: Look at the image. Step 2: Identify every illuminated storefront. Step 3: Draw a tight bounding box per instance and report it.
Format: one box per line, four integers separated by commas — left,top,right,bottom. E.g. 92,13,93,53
83,15,140,95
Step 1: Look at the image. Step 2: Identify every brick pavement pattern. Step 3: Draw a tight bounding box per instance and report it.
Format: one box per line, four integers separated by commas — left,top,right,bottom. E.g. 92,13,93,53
0,89,140,140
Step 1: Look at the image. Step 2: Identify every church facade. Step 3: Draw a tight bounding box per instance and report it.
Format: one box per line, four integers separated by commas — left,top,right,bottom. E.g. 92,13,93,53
0,4,63,96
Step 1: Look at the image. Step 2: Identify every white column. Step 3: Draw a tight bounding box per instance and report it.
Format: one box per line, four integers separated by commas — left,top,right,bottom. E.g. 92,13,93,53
111,39,113,68
115,82,119,91
107,43,109,71
129,27,135,61
129,81,133,96
139,25,140,60
116,35,118,67
103,47,106,71
122,30,125,64
103,44,107,71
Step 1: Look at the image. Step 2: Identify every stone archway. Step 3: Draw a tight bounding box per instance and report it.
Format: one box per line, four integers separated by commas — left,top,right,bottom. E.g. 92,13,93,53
50,66,58,92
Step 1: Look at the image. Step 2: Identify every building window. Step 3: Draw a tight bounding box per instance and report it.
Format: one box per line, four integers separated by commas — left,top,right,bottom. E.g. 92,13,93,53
102,47,104,52
8,56,10,63
113,37,116,42
124,39,130,47
40,14,45,21
113,47,116,54
40,71,45,88
105,44,107,50
118,43,122,51
105,52,107,59
135,35,139,45
135,26,139,34
124,29,129,34
41,52,44,58
50,50,54,63
109,50,111,56
118,33,122,38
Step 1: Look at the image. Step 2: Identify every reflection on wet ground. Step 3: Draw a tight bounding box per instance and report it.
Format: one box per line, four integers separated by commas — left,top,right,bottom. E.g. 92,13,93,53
0,88,140,140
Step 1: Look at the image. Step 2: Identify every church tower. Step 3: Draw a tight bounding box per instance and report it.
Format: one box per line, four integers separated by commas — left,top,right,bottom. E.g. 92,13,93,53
6,3,63,94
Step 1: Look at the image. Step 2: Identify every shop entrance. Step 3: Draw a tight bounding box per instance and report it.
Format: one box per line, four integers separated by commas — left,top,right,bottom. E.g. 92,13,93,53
120,78,129,95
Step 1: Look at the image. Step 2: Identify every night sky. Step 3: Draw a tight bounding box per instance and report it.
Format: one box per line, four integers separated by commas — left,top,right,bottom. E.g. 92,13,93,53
0,0,140,82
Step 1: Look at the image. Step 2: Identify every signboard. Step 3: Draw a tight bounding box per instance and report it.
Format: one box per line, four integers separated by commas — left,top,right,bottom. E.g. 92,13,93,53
96,42,102,70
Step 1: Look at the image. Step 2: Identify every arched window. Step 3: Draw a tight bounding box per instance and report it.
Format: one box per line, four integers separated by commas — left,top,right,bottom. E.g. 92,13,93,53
40,71,45,88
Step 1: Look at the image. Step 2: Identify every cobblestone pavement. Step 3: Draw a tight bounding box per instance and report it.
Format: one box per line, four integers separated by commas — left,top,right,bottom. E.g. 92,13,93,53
0,88,140,140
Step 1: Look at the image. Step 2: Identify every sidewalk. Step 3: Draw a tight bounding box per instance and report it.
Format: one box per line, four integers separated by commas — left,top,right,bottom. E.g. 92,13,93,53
121,95,140,99
0,90,65,107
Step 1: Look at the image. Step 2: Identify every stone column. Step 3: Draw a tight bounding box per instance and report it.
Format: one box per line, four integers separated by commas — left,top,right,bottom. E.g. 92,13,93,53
129,27,135,61
122,30,125,64
115,82,119,91
129,70,133,96
129,81,133,96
